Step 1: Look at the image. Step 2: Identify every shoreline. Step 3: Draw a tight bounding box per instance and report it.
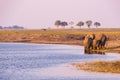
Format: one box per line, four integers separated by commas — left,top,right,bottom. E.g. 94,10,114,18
1,40,120,53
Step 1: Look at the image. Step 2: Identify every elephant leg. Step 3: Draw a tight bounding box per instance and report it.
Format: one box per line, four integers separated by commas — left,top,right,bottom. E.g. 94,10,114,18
84,46,88,51
101,35,107,49
92,39,98,50
96,40,101,50
88,38,93,50
94,46,97,50
102,39,107,49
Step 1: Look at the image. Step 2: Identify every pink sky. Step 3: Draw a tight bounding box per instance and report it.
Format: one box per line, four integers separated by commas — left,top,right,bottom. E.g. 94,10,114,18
0,0,120,29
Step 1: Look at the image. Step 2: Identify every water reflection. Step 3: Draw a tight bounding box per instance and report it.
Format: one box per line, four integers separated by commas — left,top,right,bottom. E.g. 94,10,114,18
84,49,105,55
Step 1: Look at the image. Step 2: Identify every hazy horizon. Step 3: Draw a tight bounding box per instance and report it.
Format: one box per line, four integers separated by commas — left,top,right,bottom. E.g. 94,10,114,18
0,0,120,29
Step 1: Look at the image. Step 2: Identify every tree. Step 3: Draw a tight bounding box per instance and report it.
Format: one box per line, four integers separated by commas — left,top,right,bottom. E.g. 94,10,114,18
0,26,3,29
69,21,74,29
54,20,61,28
86,20,92,28
94,22,101,28
13,25,24,29
76,21,84,28
61,21,68,28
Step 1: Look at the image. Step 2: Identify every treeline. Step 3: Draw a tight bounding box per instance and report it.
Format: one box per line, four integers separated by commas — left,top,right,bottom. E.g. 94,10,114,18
0,25,24,30
54,20,101,28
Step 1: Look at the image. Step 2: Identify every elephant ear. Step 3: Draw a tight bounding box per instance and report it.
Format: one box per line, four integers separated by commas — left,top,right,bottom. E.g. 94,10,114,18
90,34,95,39
95,34,103,40
85,34,90,39
86,34,90,38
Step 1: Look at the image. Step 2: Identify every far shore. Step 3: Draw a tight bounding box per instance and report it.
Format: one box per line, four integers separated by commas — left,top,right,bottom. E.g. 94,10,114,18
0,28,120,53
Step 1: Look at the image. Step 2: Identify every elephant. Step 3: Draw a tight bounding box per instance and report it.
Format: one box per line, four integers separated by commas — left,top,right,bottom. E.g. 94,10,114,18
84,34,107,51
92,39,98,50
83,34,95,50
100,34,107,49
94,34,107,49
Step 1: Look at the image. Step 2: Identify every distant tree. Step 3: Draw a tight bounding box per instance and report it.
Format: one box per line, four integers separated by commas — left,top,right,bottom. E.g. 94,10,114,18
86,20,92,28
70,26,74,29
13,25,24,29
94,22,101,28
54,20,61,28
69,21,74,29
61,21,68,28
0,26,3,29
1,25,24,29
76,21,84,28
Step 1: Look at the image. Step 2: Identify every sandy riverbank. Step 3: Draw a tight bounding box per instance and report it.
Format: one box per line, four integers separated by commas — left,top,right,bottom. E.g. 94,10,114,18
0,28,120,52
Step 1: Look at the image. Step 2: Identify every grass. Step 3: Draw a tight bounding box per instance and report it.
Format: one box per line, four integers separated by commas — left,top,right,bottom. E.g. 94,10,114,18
72,61,120,73
0,28,120,35
0,28,120,48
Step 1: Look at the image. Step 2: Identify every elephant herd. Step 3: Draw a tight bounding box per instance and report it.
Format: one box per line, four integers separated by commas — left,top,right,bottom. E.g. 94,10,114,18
83,34,107,51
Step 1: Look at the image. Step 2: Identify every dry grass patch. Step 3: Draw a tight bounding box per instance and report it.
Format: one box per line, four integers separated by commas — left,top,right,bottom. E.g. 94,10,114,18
72,61,120,73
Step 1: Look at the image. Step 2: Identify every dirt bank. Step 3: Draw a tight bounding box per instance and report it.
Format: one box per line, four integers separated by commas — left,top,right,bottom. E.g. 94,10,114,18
0,29,120,51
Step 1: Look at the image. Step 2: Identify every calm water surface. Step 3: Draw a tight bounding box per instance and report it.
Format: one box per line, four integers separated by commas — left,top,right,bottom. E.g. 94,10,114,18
0,43,120,80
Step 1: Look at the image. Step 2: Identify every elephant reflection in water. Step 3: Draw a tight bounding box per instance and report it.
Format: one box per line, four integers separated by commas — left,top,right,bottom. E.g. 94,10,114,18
83,34,107,54
84,49,105,55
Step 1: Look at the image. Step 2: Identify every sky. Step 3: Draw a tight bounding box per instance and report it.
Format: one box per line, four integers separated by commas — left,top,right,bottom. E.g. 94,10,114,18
0,0,120,29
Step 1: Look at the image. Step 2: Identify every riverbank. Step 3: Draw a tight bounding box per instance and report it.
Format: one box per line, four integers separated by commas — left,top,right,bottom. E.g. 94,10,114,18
0,28,120,52
72,61,120,73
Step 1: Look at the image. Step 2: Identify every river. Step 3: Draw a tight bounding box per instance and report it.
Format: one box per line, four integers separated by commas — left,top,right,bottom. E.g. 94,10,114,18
0,43,120,80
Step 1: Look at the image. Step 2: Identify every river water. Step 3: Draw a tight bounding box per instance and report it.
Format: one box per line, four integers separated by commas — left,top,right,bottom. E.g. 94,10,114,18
0,43,120,80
